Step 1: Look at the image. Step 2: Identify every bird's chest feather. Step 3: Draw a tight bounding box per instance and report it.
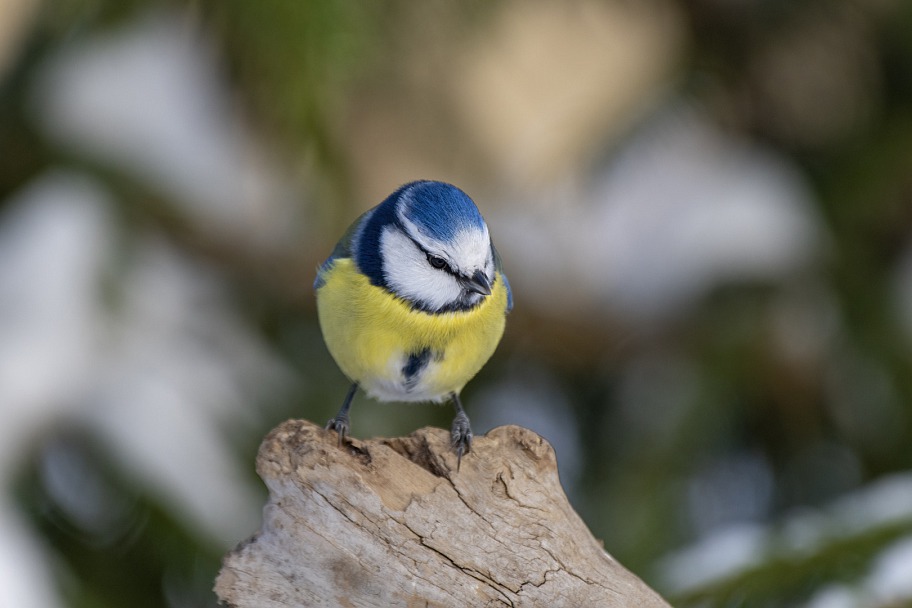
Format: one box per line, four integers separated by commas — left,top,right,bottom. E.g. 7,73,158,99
316,258,507,402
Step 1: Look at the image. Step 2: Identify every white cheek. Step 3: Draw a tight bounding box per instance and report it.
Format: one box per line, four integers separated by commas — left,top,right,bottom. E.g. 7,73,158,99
380,228,462,309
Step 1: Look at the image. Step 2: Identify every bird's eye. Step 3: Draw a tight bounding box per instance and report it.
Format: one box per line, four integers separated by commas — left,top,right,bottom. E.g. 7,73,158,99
427,254,448,270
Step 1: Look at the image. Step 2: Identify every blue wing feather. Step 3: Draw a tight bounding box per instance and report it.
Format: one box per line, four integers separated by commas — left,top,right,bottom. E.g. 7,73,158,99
314,210,370,290
493,244,513,314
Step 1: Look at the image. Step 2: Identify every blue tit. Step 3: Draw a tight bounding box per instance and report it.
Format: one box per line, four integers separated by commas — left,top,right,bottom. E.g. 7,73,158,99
314,180,512,468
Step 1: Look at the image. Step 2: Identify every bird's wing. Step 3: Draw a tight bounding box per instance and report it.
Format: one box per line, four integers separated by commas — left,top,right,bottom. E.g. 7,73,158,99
493,244,513,314
314,211,368,290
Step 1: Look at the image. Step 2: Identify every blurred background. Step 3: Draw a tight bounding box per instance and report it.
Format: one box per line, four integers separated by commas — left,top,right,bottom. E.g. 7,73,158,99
1,0,912,606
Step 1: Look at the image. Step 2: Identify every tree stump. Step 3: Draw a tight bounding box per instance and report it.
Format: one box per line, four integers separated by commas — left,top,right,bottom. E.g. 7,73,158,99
214,419,670,607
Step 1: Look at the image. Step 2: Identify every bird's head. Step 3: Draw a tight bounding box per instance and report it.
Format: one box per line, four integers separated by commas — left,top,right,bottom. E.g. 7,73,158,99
355,181,496,313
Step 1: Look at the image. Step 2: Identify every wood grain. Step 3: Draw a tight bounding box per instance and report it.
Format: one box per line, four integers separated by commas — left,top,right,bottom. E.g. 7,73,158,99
214,419,670,607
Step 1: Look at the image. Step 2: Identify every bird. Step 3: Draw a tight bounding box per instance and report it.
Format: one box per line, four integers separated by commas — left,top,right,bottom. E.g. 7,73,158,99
314,180,512,469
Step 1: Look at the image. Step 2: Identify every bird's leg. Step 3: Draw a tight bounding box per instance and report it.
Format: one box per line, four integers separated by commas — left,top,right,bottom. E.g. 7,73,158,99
326,383,358,446
450,392,473,471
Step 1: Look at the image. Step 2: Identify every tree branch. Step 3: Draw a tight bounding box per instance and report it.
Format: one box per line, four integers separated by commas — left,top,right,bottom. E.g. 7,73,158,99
214,419,670,607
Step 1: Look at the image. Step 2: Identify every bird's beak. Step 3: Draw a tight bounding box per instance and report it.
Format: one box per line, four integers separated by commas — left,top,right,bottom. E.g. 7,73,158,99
463,270,492,296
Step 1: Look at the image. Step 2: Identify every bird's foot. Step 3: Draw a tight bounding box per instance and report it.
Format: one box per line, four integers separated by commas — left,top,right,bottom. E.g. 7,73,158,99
451,411,473,471
326,415,350,447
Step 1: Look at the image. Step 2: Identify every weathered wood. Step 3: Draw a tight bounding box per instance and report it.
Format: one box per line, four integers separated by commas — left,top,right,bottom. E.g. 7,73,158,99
215,419,670,607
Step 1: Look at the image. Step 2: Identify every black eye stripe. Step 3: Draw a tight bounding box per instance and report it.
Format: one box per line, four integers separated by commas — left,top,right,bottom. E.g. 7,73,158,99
406,234,453,273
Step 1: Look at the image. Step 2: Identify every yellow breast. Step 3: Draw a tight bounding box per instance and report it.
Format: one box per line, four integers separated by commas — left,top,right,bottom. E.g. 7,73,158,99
316,258,508,402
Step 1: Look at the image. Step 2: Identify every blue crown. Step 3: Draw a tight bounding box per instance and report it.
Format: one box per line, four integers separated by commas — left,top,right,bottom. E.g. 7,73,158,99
397,181,485,241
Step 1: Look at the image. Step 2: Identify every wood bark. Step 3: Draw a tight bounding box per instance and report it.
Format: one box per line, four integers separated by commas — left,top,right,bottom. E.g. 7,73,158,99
214,419,671,607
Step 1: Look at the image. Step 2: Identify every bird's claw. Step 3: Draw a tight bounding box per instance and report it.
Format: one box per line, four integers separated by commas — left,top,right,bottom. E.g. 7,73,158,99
451,411,473,472
326,416,350,447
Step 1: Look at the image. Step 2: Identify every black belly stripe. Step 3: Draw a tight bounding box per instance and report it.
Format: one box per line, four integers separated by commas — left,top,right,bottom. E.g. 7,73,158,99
402,348,432,390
